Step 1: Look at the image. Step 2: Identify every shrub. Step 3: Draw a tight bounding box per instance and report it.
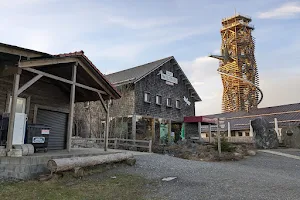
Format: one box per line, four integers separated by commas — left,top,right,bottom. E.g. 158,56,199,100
214,137,236,152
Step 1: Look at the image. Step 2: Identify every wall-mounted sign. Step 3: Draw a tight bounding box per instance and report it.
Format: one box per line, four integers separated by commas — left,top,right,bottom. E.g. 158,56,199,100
183,96,191,106
158,70,178,86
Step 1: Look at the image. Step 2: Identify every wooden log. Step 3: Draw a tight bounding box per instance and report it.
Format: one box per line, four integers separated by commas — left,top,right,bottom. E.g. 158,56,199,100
47,153,134,173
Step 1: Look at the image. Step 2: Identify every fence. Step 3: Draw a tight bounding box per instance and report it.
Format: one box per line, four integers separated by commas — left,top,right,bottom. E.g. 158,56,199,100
202,136,254,143
72,137,152,153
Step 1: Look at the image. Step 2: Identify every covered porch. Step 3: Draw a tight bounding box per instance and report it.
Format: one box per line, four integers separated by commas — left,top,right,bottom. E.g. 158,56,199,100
0,43,121,156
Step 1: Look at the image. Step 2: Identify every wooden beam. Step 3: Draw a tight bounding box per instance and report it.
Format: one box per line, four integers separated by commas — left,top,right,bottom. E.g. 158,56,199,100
0,45,45,58
23,68,107,95
19,57,77,68
104,99,110,151
78,60,115,98
67,64,77,152
17,74,43,95
97,92,108,112
6,73,20,153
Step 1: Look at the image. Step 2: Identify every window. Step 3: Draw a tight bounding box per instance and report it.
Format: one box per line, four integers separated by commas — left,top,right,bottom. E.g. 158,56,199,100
238,132,243,137
166,98,172,107
176,100,181,109
144,92,151,103
231,132,236,137
8,97,26,113
156,95,162,105
245,132,250,136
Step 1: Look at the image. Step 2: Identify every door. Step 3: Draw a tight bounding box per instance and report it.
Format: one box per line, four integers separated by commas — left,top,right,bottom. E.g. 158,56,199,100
36,109,68,150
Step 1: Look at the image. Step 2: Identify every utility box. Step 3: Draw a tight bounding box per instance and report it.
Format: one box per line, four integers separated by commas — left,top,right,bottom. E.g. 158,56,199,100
26,124,51,152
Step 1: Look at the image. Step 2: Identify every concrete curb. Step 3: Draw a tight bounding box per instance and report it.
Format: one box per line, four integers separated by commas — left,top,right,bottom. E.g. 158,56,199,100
258,150,300,160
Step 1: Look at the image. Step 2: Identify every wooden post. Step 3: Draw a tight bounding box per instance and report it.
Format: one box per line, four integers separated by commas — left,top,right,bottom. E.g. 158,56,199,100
208,124,212,143
6,73,21,153
104,99,110,151
249,120,253,137
227,121,231,137
217,118,221,156
114,138,117,149
198,122,202,141
151,118,155,142
132,114,136,140
148,139,152,153
67,63,77,152
168,119,171,141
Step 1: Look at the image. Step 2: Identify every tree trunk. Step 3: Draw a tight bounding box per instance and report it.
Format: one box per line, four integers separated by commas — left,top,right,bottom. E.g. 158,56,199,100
47,153,134,173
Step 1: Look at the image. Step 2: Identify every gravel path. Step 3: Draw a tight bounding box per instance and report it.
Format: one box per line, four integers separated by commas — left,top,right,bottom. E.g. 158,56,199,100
108,152,300,200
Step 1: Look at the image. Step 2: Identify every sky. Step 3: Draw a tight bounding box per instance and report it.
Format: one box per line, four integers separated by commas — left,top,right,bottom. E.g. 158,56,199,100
1,0,300,115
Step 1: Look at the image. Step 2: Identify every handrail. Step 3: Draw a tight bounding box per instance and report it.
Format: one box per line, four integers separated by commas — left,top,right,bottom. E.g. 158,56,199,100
218,70,263,105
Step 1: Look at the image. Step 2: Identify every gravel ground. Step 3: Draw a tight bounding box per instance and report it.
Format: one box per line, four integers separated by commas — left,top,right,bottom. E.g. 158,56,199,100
106,152,300,200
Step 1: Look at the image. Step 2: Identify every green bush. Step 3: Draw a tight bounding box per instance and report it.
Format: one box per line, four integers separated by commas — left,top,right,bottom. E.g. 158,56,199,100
214,137,236,152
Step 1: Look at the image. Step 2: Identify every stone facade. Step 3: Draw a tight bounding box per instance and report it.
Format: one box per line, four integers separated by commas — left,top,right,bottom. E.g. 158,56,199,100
135,60,195,122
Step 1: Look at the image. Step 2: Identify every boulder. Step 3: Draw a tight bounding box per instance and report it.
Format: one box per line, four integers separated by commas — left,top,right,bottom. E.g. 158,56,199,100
251,117,279,149
247,150,256,156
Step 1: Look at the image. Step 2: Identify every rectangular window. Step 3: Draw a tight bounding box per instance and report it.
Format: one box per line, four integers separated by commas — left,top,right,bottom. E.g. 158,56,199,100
245,132,250,136
231,132,236,137
144,92,151,103
166,98,172,107
176,100,181,109
238,132,243,137
156,95,162,105
8,97,26,113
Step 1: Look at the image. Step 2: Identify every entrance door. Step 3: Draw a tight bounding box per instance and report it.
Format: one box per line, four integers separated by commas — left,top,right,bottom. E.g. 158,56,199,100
36,109,68,150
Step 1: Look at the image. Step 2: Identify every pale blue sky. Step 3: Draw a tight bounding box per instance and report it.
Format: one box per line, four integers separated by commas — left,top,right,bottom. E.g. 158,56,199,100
1,0,300,114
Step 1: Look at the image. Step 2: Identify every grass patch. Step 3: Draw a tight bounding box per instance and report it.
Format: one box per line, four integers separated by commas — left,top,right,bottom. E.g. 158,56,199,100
0,173,151,200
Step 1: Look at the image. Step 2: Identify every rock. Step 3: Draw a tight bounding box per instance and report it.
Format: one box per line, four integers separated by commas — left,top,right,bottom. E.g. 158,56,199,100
247,150,256,156
162,177,177,181
233,152,244,160
251,117,279,149
125,158,136,166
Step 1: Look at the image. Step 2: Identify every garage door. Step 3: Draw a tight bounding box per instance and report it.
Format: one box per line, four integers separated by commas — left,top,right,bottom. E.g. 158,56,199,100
36,109,68,150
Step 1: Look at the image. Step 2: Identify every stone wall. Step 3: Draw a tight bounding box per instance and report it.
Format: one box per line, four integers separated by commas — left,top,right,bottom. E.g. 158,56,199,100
135,60,196,122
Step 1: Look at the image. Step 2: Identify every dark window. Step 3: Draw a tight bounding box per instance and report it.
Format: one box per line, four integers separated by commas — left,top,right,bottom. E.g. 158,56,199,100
245,132,250,136
176,100,181,109
144,92,151,103
166,98,172,107
238,132,243,137
156,95,162,105
231,132,236,137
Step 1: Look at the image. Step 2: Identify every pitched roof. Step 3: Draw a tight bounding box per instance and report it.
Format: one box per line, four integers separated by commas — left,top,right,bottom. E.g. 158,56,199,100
106,56,201,101
201,103,300,131
54,51,121,99
106,56,173,85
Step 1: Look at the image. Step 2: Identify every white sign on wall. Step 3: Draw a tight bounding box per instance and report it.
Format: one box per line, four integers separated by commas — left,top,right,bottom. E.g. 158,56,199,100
183,96,191,106
158,70,178,86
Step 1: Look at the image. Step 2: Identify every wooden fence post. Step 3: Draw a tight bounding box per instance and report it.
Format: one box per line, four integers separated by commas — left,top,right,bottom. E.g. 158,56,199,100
148,140,152,153
114,138,117,149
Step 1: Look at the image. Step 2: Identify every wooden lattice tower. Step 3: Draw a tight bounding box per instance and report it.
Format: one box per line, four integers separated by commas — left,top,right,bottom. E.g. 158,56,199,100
210,14,263,112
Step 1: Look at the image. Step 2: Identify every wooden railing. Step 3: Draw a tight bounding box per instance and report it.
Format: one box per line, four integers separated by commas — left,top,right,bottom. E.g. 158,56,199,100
72,137,152,153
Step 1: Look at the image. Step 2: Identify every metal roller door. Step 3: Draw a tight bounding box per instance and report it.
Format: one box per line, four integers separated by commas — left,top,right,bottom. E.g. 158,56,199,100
36,109,68,150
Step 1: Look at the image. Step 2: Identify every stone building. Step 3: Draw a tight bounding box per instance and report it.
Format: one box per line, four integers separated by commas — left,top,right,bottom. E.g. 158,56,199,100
75,56,201,144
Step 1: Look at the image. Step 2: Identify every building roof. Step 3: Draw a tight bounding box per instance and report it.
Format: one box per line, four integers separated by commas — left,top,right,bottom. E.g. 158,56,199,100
106,56,173,85
0,42,121,100
201,103,300,131
106,56,201,101
54,51,121,99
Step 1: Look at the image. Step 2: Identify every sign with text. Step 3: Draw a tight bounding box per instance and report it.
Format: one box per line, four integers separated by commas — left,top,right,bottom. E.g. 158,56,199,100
158,70,178,86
